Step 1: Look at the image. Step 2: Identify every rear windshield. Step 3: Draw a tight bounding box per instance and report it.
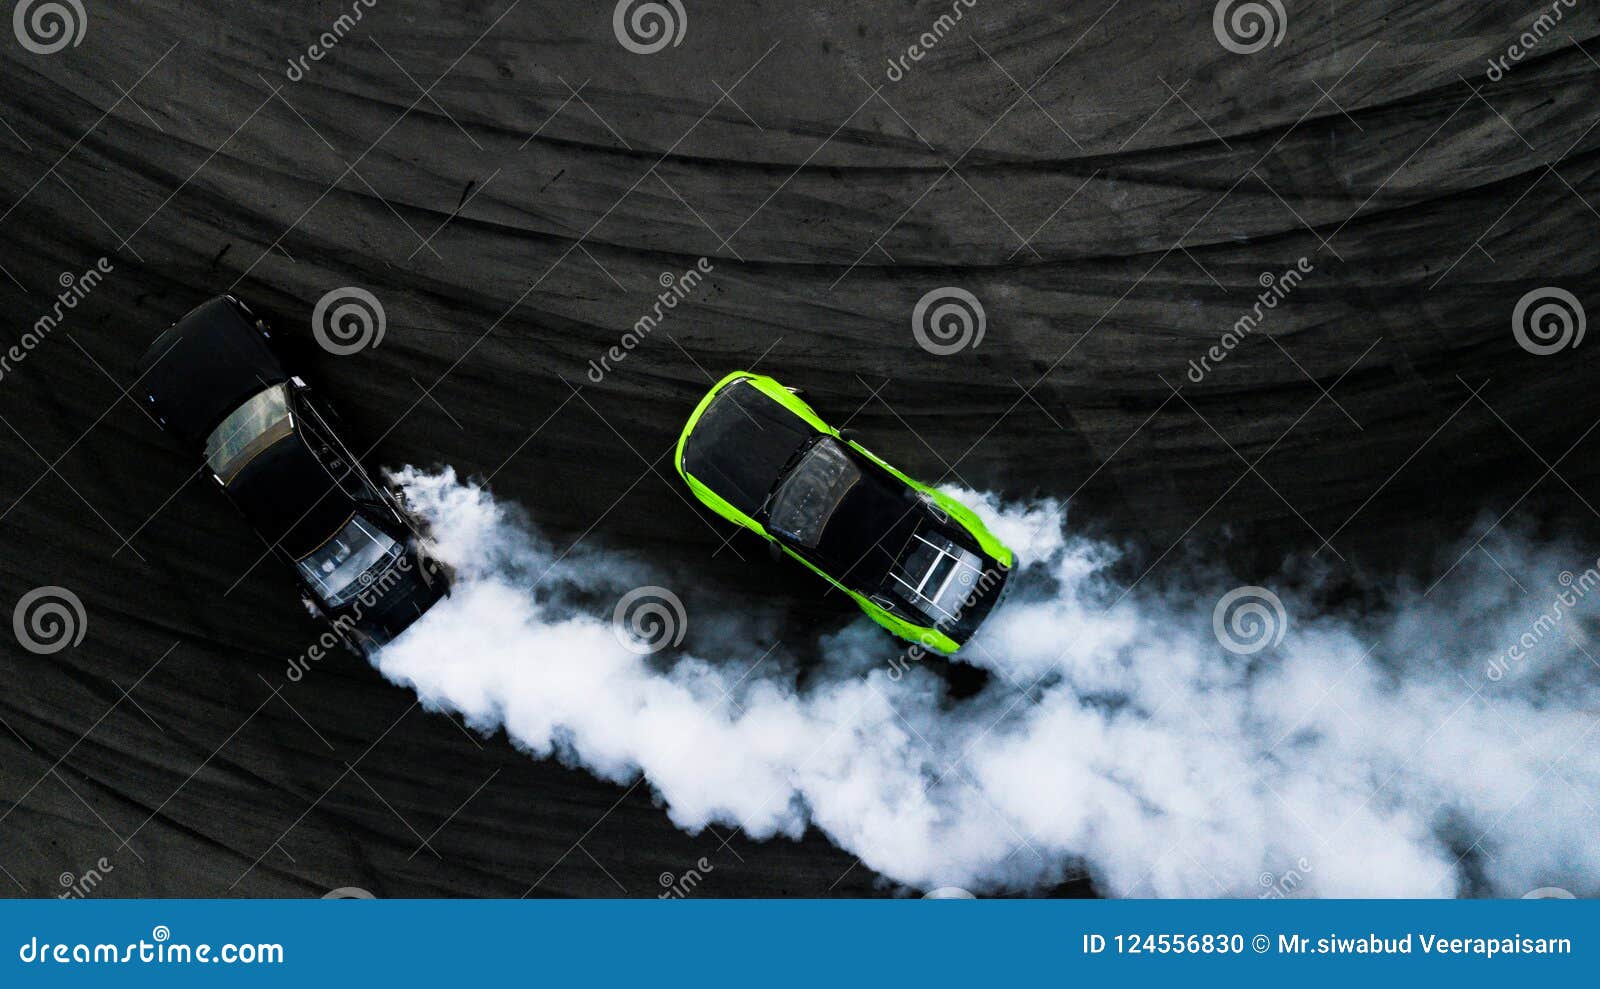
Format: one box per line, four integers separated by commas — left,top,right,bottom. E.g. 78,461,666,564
767,438,861,549
206,384,292,482
296,514,401,608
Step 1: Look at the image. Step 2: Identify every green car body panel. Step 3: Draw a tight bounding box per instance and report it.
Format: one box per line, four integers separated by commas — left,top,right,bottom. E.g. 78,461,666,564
674,370,1016,655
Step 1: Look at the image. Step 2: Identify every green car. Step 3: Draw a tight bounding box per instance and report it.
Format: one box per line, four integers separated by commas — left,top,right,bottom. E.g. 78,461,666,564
675,371,1017,654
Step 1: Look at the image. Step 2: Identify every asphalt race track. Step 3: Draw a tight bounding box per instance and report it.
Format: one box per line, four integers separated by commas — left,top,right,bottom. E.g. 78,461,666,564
1,1,1597,897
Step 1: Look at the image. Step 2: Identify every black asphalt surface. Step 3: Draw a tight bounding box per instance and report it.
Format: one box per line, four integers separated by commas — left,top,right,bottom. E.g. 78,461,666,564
1,1,1597,897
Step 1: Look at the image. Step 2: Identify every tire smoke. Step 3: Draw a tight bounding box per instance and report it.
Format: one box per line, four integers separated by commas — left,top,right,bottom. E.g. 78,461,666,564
374,467,1600,897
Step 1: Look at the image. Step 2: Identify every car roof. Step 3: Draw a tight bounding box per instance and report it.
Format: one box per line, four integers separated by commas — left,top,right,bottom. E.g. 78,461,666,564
138,296,287,448
680,379,816,517
225,428,364,561
811,458,921,587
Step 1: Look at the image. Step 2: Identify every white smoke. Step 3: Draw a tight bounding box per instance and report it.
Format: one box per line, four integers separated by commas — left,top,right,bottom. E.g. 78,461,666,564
375,467,1600,897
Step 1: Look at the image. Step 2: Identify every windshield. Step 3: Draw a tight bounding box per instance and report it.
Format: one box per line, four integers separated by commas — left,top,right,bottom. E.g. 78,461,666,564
767,438,861,549
296,514,402,608
205,383,292,482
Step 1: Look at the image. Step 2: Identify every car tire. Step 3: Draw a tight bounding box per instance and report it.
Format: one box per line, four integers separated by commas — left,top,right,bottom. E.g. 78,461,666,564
335,629,366,659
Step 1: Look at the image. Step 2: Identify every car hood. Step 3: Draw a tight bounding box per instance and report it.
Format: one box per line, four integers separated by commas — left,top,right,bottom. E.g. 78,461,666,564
680,379,814,517
138,297,286,447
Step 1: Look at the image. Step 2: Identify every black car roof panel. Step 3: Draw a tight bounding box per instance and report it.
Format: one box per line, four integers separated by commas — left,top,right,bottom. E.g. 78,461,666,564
226,430,361,561
813,465,919,588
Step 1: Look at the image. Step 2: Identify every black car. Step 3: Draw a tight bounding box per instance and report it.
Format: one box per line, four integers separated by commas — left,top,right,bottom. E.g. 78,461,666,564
137,295,446,655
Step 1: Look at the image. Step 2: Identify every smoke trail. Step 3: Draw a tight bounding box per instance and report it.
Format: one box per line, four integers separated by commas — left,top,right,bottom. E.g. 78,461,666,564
375,467,1600,897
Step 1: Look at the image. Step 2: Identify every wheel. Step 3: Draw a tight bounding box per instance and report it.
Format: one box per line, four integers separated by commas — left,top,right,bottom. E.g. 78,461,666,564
332,625,367,659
